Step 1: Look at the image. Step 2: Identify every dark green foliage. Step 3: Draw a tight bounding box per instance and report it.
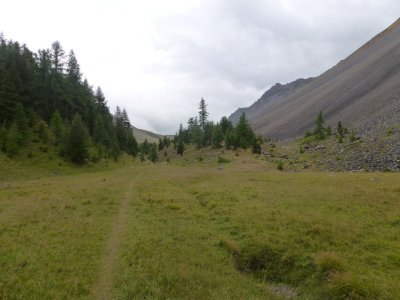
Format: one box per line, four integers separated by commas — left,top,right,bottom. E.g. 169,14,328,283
5,122,21,156
224,129,235,149
191,124,203,148
220,116,233,135
235,113,255,149
66,114,89,164
337,121,344,138
125,133,138,156
148,144,158,163
113,107,138,156
277,160,285,171
50,111,65,145
14,103,29,136
202,122,214,146
139,139,161,163
326,125,332,136
177,139,184,156
0,35,135,163
313,111,326,139
174,101,258,153
162,136,170,148
304,111,335,140
140,139,150,155
93,115,107,145
211,124,223,148
198,98,208,130
158,138,164,151
37,120,49,143
50,41,65,74
0,127,6,151
66,50,81,82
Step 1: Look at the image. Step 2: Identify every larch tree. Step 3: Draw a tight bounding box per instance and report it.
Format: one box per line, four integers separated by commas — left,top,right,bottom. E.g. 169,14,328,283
50,41,65,74
198,98,208,130
67,113,89,164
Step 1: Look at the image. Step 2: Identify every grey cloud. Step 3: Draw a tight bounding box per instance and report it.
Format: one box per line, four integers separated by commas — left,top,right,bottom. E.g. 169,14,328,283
149,0,400,93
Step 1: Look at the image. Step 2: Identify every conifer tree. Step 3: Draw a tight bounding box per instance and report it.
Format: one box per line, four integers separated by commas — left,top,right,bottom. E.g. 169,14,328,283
163,136,170,148
0,36,135,161
50,41,65,74
66,50,81,82
158,138,164,151
14,103,28,136
5,122,21,156
67,113,89,164
0,127,6,151
148,143,158,163
95,87,108,115
38,120,49,143
337,121,344,138
191,125,203,148
198,98,208,130
125,133,138,156
202,122,214,146
177,139,184,156
35,49,53,120
220,116,233,135
141,139,150,155
314,111,326,139
236,113,255,149
224,129,234,149
50,111,65,145
211,124,223,148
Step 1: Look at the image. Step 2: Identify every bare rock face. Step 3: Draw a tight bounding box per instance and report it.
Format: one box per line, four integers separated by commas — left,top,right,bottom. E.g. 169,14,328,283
230,18,400,141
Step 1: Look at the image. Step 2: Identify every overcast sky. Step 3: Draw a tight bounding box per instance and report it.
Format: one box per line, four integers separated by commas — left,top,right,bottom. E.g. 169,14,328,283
1,0,399,134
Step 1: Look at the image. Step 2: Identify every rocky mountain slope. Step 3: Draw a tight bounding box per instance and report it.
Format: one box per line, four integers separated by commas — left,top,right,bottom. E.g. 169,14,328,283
230,78,314,125
230,18,400,140
132,126,164,144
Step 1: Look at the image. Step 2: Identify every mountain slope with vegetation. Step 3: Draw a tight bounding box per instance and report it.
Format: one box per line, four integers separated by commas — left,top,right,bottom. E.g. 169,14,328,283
0,35,138,164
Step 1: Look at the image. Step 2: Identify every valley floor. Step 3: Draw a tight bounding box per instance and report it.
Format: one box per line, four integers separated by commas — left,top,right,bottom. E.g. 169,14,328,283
1,159,400,299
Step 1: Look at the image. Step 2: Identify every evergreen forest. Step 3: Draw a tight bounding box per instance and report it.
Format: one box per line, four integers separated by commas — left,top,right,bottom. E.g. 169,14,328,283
0,34,138,164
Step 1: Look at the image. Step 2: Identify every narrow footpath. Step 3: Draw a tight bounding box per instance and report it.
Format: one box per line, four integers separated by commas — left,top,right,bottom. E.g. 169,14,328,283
91,180,134,299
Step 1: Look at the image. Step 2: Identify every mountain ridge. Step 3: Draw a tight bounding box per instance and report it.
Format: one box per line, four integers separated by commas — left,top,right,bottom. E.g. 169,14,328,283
229,18,400,140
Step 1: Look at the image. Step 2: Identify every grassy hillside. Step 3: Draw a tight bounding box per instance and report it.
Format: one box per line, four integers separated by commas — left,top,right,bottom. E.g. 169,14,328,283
1,152,399,299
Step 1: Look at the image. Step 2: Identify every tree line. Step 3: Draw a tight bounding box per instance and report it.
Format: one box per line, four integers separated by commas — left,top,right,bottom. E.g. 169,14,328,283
0,34,138,163
172,98,262,156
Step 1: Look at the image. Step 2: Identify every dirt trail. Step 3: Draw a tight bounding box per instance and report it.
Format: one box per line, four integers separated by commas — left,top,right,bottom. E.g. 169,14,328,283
91,180,134,299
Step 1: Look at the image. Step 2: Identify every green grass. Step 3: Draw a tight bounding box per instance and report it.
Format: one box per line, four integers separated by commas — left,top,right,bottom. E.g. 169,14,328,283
1,151,400,299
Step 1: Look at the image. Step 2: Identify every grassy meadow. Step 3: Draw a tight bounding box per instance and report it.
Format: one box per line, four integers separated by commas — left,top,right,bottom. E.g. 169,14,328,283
1,150,400,299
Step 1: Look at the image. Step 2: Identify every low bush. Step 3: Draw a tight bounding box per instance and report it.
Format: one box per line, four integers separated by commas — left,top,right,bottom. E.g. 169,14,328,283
323,272,381,300
315,251,344,278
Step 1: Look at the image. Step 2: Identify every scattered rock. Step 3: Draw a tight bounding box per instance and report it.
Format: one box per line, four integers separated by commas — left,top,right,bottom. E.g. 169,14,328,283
268,283,297,298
